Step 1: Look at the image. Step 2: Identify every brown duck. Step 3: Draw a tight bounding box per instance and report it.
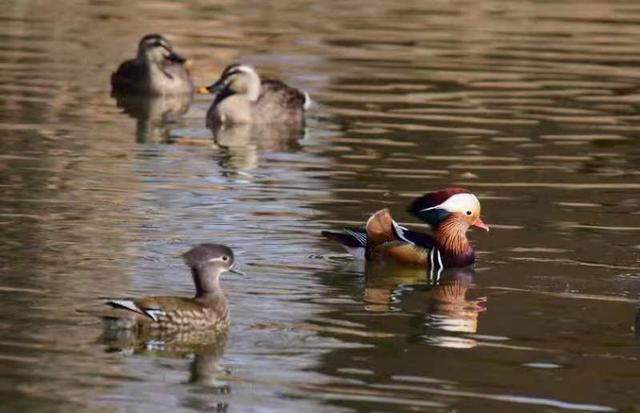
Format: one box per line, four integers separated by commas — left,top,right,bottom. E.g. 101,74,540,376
102,243,242,333
205,63,310,128
111,34,194,96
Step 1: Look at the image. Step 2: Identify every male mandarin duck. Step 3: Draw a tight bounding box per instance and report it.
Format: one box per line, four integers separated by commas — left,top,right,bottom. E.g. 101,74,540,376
102,243,243,333
322,188,489,272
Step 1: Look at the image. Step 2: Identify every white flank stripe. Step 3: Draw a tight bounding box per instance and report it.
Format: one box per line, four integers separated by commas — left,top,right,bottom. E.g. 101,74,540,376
429,248,435,280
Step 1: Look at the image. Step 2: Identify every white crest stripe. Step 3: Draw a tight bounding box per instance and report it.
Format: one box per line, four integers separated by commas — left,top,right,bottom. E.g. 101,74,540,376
419,193,479,214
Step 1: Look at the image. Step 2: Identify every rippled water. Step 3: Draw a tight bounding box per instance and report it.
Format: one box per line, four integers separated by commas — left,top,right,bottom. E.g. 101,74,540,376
1,0,640,412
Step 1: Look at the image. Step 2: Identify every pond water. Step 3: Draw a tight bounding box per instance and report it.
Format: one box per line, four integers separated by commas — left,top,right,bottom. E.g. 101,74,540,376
1,0,640,412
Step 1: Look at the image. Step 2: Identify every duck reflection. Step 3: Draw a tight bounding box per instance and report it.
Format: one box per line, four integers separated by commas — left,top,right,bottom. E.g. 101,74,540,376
363,263,426,312
364,264,486,337
112,92,192,143
211,123,305,170
423,266,486,334
100,328,230,390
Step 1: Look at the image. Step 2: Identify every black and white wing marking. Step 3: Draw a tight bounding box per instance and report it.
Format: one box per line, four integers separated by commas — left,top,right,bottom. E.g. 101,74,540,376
106,299,166,322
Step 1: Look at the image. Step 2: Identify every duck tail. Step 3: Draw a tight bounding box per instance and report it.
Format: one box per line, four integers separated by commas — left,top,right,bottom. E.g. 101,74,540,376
322,231,360,248
303,91,312,111
322,230,366,258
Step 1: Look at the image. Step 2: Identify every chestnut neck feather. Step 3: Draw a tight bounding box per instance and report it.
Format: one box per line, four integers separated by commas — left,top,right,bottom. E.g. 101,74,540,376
434,216,471,256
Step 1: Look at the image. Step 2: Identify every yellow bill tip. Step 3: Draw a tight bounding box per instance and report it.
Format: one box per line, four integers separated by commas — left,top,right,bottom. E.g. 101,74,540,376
196,85,210,95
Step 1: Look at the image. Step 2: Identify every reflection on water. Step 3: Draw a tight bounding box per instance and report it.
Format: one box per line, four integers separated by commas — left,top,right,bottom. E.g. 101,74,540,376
1,0,640,412
102,328,230,392
113,93,193,143
362,265,486,347
423,267,486,335
212,123,306,170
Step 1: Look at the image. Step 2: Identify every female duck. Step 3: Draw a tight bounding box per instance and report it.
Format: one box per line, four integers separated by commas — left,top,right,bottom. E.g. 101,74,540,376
322,188,489,271
111,34,194,96
102,243,243,332
205,63,310,128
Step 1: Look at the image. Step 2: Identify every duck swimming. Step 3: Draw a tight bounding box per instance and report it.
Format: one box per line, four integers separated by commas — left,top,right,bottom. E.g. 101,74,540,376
322,188,489,272
205,63,310,128
111,34,194,96
102,243,243,332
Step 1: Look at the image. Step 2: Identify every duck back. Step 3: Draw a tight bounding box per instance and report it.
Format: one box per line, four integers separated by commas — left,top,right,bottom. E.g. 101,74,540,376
254,80,307,124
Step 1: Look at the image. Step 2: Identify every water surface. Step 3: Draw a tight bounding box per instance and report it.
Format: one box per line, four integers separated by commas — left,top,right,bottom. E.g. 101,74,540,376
1,0,640,412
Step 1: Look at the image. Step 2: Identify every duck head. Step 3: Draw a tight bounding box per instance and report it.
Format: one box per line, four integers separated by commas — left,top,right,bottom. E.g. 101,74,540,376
138,34,187,67
206,63,261,101
408,187,489,232
182,243,243,297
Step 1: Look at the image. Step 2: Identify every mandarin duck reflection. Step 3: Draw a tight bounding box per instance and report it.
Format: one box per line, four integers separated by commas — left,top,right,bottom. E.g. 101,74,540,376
424,267,486,334
322,188,489,272
101,244,243,333
101,328,230,393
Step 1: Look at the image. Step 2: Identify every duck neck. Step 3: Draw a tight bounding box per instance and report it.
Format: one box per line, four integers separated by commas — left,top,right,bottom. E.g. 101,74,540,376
191,266,223,299
434,217,472,257
245,72,261,102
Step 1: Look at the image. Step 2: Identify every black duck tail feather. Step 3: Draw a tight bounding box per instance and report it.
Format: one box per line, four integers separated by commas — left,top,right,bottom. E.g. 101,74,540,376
321,231,363,248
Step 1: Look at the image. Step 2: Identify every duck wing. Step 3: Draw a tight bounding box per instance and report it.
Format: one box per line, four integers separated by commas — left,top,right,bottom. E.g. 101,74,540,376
259,79,309,111
111,58,145,93
322,210,435,260
106,296,205,322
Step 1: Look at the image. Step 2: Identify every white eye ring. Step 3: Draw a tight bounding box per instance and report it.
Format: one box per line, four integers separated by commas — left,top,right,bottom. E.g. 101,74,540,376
222,256,229,262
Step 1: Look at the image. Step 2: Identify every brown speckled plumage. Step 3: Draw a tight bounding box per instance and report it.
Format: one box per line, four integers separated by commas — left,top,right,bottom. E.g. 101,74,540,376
103,244,238,333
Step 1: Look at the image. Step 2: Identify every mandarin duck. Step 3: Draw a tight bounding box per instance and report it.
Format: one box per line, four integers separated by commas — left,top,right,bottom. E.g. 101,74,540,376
102,243,243,333
322,188,489,274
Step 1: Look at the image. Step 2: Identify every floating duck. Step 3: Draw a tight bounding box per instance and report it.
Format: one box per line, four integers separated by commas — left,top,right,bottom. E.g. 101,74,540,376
322,188,489,272
111,34,194,96
102,244,242,332
205,63,310,128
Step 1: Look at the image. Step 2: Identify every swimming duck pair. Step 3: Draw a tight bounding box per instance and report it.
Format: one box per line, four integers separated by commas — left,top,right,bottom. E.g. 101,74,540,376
104,187,488,332
111,34,309,127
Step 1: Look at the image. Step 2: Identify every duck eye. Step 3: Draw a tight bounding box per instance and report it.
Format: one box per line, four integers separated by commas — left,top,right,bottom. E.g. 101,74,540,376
221,256,229,262
465,210,472,216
